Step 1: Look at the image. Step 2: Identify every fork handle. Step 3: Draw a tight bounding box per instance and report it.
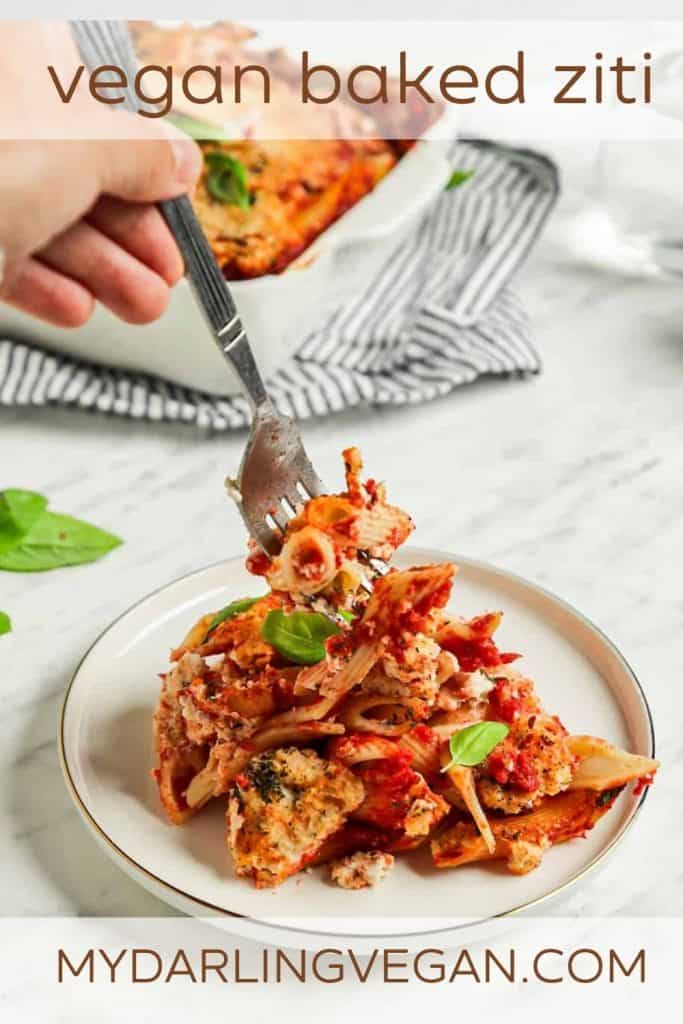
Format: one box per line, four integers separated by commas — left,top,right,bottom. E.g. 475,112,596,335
217,326,272,414
159,197,272,415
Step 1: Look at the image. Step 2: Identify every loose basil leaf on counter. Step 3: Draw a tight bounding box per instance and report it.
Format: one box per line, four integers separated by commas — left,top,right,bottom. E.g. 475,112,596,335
441,721,509,772
0,489,48,554
0,512,122,572
445,169,475,191
204,151,251,208
261,609,341,665
0,612,11,636
204,596,262,640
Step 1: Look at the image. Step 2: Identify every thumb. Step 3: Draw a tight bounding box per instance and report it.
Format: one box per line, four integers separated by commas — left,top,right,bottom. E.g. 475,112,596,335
93,115,203,203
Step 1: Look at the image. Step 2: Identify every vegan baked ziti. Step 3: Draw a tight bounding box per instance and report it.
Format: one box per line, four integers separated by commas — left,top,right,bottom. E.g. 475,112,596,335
153,449,658,890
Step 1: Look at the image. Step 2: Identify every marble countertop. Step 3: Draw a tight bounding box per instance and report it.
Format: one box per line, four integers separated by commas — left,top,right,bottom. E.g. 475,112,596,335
1,233,681,921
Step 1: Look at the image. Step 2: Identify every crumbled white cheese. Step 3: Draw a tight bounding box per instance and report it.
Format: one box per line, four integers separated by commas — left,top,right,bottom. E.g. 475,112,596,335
383,632,441,685
330,851,394,890
506,838,549,876
166,652,205,696
404,796,440,837
177,694,216,744
464,670,495,701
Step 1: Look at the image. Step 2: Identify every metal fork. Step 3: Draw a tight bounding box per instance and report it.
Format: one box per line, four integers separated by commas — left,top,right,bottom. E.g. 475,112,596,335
163,206,397,576
165,202,393,574
71,20,387,571
162,200,331,556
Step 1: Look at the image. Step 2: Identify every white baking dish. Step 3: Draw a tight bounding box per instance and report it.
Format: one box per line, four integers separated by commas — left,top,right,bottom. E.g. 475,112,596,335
0,140,451,397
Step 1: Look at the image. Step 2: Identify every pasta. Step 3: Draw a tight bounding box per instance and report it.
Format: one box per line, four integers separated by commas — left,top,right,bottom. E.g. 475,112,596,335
153,448,659,889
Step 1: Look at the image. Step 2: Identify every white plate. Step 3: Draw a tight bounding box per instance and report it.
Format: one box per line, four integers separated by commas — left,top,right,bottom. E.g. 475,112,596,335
60,548,655,944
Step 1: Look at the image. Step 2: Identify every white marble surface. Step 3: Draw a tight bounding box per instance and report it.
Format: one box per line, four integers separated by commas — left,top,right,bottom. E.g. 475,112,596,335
0,230,681,922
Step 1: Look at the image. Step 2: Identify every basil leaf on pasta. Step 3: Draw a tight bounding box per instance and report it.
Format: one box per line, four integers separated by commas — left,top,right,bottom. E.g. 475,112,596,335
204,151,251,208
204,597,262,640
441,721,509,772
261,609,340,665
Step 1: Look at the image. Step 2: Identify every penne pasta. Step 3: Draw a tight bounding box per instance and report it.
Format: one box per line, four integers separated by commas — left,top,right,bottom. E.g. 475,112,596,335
567,736,659,792
432,789,620,873
152,448,658,889
270,526,339,596
340,694,419,737
398,725,442,776
329,734,402,766
440,751,496,854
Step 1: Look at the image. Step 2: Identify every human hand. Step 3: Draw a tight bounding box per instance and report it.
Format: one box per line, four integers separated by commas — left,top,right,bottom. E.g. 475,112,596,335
0,23,202,328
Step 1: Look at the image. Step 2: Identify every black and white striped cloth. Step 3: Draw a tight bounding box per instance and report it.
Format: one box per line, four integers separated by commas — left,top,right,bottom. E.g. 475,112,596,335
0,140,558,430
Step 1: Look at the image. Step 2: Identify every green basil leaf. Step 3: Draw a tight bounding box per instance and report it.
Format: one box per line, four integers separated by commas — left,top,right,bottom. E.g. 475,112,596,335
0,511,122,572
204,596,263,640
0,489,48,554
0,612,11,636
441,720,509,771
204,151,251,208
261,609,341,665
338,609,355,623
445,169,475,191
168,113,229,141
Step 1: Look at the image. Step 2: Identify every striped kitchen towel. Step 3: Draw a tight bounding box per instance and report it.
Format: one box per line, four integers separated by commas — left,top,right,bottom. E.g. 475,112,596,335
0,139,558,430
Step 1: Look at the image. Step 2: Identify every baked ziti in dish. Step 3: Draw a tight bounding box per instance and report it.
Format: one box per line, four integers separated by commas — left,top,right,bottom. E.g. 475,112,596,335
192,138,400,279
130,21,408,280
154,450,658,889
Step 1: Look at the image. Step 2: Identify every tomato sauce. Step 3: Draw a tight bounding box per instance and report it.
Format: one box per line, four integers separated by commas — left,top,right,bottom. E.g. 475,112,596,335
440,633,520,673
488,678,525,723
633,772,655,797
246,549,271,577
354,750,419,830
487,746,539,792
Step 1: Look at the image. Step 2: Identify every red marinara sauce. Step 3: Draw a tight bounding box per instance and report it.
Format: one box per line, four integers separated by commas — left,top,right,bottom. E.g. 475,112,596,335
633,772,655,797
354,750,419,831
488,678,525,723
440,625,520,674
246,548,271,577
487,746,539,792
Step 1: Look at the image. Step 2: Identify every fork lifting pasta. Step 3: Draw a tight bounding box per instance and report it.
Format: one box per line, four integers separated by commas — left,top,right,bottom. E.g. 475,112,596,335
153,448,658,888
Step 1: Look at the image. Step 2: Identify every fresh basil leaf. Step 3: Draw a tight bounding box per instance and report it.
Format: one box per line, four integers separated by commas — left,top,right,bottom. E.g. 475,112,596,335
261,609,341,665
338,609,355,623
0,612,11,636
0,511,121,572
445,169,475,191
204,151,251,208
441,720,509,772
168,113,229,142
204,596,262,640
0,489,48,554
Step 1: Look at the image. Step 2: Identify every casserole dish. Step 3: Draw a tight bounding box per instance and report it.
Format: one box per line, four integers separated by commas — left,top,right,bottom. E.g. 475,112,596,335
0,138,451,397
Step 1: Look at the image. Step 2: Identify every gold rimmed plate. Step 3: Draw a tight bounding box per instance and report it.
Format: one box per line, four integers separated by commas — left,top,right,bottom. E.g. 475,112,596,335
60,549,655,946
